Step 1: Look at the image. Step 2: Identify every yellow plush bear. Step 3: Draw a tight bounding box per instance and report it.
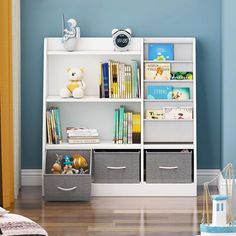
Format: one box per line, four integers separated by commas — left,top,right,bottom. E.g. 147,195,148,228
60,67,86,98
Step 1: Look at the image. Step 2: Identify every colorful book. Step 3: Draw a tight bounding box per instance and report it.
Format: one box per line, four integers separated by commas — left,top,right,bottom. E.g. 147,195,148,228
145,62,171,81
99,63,103,98
113,110,118,143
147,86,173,99
127,112,133,144
46,107,62,144
163,107,193,120
123,112,128,144
145,109,164,120
171,72,193,80
54,108,62,143
172,88,190,100
132,113,141,144
115,109,119,143
118,106,125,143
102,63,109,98
112,63,118,98
148,43,174,61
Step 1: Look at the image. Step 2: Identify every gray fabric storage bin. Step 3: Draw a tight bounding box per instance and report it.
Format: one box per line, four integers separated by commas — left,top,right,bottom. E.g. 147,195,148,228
44,149,91,201
93,150,140,183
146,151,192,183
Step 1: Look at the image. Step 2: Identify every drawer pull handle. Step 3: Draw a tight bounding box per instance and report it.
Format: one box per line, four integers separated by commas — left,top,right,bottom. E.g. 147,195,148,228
57,186,77,191
107,166,126,170
159,166,178,170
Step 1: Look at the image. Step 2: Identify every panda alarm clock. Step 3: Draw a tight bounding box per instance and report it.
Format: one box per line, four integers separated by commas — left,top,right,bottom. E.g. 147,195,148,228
112,28,132,51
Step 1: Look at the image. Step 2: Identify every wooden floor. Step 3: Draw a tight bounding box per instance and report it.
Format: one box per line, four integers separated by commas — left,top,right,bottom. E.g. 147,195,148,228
10,187,216,236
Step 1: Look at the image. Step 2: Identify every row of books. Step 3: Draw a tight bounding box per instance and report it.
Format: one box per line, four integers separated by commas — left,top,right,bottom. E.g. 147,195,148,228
147,86,190,100
46,107,62,144
66,127,100,144
145,62,193,81
146,107,193,120
99,60,140,99
113,106,141,144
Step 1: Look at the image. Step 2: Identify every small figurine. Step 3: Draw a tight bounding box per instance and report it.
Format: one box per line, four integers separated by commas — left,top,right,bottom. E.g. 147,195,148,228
60,67,86,99
63,18,80,42
51,154,62,174
61,14,80,51
62,155,79,175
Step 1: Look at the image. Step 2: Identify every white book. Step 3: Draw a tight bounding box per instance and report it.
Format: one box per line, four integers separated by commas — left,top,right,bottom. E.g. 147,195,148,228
68,138,100,144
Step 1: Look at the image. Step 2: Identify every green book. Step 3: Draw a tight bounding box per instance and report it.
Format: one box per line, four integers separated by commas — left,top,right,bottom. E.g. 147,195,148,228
113,109,118,143
115,109,119,144
54,108,62,144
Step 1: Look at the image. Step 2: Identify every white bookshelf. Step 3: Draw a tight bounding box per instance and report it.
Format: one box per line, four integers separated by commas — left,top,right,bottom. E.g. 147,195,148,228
42,37,197,196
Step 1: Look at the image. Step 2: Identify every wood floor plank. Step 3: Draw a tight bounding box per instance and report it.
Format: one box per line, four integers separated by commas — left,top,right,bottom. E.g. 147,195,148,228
9,186,217,236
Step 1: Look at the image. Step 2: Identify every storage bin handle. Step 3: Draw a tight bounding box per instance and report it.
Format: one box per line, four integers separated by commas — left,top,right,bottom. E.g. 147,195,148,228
159,166,178,170
57,186,77,191
107,166,126,170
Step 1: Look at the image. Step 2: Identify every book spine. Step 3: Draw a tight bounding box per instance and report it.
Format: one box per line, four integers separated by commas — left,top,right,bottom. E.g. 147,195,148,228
113,109,117,143
118,106,125,144
128,112,132,144
68,138,100,144
108,60,112,98
50,109,57,144
115,109,119,144
137,67,141,98
123,112,128,144
99,62,103,98
113,63,118,98
131,62,135,98
102,63,109,98
128,65,132,98
54,108,62,144
46,110,52,144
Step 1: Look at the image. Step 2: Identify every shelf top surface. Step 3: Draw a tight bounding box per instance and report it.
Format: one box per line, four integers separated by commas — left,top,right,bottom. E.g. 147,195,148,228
46,96,142,103
46,141,141,150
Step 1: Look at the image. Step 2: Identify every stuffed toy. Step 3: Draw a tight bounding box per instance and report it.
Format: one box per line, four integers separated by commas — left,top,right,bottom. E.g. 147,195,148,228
51,155,62,174
60,67,86,98
62,155,79,175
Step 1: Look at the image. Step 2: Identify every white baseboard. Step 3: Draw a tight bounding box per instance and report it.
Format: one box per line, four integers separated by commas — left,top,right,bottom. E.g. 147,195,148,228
21,169,221,187
197,169,221,186
21,169,42,186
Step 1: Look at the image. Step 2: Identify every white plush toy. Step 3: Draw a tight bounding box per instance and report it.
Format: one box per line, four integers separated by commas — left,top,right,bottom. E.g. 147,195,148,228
60,67,86,99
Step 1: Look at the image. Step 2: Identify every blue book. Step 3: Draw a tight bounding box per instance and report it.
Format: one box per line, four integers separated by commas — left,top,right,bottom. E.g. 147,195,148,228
147,86,173,99
102,63,109,98
148,44,174,61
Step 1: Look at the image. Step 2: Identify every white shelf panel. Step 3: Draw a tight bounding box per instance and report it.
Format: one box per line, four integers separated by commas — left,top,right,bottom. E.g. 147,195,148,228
48,50,141,56
144,60,193,63
144,119,193,122
47,96,141,103
144,99,193,102
46,141,141,150
144,80,193,83
144,143,194,149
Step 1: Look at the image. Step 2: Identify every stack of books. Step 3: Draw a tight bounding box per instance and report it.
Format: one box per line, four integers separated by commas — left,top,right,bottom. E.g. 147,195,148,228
99,60,140,99
66,127,100,144
113,106,141,144
46,107,62,144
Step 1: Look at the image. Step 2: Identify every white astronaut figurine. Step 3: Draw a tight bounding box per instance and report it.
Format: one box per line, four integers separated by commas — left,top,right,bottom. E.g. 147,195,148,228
63,18,80,42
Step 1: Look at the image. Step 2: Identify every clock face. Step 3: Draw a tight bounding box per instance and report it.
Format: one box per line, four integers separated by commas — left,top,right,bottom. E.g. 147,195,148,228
115,34,130,48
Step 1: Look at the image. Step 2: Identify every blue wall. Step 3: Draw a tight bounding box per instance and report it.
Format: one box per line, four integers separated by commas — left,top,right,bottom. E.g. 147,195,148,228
222,0,236,168
21,0,222,169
